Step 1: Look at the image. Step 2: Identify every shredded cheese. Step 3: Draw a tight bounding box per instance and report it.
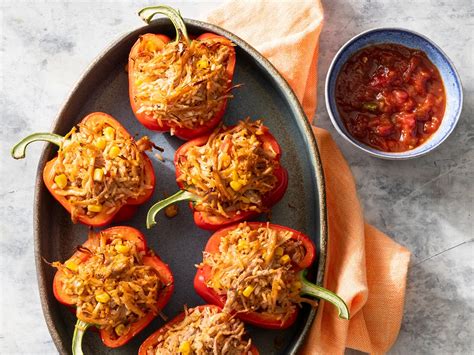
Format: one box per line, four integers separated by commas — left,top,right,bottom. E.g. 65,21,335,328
177,120,278,217
53,232,162,336
131,37,234,129
199,223,317,323
146,306,252,355
51,120,153,222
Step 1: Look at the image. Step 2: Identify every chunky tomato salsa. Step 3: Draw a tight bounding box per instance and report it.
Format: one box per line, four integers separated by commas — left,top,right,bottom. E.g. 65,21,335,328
335,43,446,152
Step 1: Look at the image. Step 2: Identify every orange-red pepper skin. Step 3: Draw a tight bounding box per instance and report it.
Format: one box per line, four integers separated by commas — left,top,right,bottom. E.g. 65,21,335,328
138,305,259,355
128,33,236,140
43,112,155,227
194,222,315,329
53,226,174,348
174,126,288,230
110,204,139,224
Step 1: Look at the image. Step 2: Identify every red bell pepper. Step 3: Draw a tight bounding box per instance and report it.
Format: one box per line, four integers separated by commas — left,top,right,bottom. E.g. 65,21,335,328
53,226,174,353
129,5,236,140
11,112,155,227
146,124,288,231
194,222,349,329
138,305,259,355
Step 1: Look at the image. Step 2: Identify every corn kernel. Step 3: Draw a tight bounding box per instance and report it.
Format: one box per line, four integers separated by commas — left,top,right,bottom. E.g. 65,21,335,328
134,78,143,86
275,247,284,256
196,59,209,69
93,168,104,182
109,146,121,159
115,244,130,254
264,251,272,264
54,174,68,189
291,281,302,291
87,204,103,213
64,260,78,272
95,137,107,150
230,180,242,192
103,126,115,141
179,341,191,355
237,239,248,251
242,285,255,297
115,324,127,336
145,41,159,52
280,254,291,264
212,277,222,289
164,204,179,218
220,153,231,169
95,292,110,303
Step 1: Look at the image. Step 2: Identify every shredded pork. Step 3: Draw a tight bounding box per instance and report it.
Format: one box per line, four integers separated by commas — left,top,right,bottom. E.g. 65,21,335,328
200,223,317,323
131,36,234,131
53,232,162,337
146,306,252,355
50,120,153,222
177,120,279,217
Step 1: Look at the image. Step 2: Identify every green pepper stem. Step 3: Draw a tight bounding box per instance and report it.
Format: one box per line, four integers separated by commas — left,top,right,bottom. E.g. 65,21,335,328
146,190,198,229
72,319,91,355
138,5,190,43
298,270,350,320
11,132,63,160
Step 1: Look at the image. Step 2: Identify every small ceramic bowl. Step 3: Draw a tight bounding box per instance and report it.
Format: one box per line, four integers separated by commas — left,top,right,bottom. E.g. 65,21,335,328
325,28,463,159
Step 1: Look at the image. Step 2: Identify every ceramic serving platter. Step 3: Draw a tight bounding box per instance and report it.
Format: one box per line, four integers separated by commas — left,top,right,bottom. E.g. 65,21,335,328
34,18,327,354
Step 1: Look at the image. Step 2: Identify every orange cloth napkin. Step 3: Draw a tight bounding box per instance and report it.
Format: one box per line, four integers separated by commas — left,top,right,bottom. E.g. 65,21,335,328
205,1,411,353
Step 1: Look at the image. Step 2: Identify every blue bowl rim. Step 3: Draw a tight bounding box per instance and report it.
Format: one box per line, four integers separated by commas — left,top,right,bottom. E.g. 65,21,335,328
325,27,463,160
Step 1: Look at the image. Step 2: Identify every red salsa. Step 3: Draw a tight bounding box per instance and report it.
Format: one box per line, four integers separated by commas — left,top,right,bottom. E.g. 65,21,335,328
335,43,446,152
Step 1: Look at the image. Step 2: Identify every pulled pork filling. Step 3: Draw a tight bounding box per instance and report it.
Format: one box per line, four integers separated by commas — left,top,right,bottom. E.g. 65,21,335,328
146,306,252,355
132,37,234,131
50,120,153,222
200,223,317,323
53,232,161,337
177,120,279,217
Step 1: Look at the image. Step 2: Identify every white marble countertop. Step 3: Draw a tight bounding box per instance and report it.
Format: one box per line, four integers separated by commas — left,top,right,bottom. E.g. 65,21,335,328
0,1,472,354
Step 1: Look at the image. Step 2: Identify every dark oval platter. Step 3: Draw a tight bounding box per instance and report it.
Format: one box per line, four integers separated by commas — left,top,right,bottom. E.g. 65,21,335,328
34,18,328,355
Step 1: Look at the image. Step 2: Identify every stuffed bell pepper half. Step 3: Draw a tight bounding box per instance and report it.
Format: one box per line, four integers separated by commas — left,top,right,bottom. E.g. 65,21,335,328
146,119,288,230
11,112,155,226
194,222,349,329
139,305,258,355
52,226,174,354
129,5,236,140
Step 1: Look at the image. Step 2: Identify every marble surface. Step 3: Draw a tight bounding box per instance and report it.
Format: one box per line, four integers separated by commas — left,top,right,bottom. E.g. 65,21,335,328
0,1,472,354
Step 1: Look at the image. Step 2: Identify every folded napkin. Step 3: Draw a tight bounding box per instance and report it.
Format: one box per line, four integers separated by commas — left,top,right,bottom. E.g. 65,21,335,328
205,1,411,353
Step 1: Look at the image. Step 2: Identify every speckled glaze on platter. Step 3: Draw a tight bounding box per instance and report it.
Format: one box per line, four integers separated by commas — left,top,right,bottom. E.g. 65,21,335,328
34,18,327,355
